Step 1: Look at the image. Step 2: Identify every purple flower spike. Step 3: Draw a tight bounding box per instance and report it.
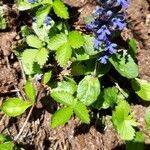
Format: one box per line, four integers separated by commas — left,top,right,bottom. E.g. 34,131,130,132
86,0,129,64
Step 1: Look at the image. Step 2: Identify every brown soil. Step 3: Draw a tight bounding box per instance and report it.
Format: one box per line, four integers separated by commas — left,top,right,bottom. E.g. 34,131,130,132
0,0,150,149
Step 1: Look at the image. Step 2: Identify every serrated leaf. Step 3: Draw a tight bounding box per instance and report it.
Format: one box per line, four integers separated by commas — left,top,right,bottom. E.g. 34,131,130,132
74,101,90,124
0,141,14,150
112,100,137,140
32,22,54,42
83,35,99,55
55,79,77,94
68,31,85,49
73,48,89,61
102,87,119,109
21,25,31,37
43,71,52,85
51,91,74,106
48,33,68,50
55,42,72,67
17,0,40,11
53,0,69,19
26,35,43,48
22,49,39,75
92,87,119,110
77,75,100,106
24,80,36,103
35,48,49,66
131,78,150,101
36,5,51,27
144,107,150,129
126,132,144,150
109,53,139,79
51,107,73,128
1,98,31,117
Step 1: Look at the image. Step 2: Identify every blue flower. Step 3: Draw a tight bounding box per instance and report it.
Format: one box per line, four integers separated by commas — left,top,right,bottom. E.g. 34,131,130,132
95,7,104,16
115,0,129,9
85,21,98,30
34,74,43,81
105,42,117,54
45,16,52,26
97,25,111,41
28,0,36,4
98,55,109,64
111,17,126,30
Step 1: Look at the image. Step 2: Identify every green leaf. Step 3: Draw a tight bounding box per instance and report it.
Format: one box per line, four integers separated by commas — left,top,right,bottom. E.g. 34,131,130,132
17,0,40,11
74,101,90,124
32,22,54,42
68,31,85,49
77,75,100,106
1,98,31,117
71,60,110,76
83,35,99,55
21,25,31,37
0,142,14,150
43,71,52,85
51,91,74,106
131,78,150,101
72,48,89,61
21,49,38,75
48,33,68,50
55,79,77,94
40,0,53,4
102,87,119,109
0,134,11,143
109,53,139,79
71,62,89,76
51,107,73,128
53,0,69,19
112,100,137,140
128,38,137,59
36,5,51,27
55,42,72,67
26,35,43,48
35,48,49,66
0,7,6,30
24,80,36,103
144,107,150,129
126,132,144,150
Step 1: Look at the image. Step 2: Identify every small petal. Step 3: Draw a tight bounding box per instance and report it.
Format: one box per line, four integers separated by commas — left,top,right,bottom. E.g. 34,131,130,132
98,55,109,64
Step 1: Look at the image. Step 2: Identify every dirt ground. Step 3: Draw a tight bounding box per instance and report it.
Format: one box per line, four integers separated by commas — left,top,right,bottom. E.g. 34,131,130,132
0,0,150,149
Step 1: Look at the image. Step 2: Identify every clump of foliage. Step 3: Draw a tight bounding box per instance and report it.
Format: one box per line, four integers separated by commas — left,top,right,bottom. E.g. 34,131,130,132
1,0,150,149
0,6,6,29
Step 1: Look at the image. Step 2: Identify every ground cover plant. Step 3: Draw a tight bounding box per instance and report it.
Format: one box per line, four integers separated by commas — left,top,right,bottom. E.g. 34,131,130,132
0,0,150,149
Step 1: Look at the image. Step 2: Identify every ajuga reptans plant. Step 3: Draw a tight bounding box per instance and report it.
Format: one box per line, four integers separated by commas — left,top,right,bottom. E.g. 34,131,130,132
86,0,129,64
